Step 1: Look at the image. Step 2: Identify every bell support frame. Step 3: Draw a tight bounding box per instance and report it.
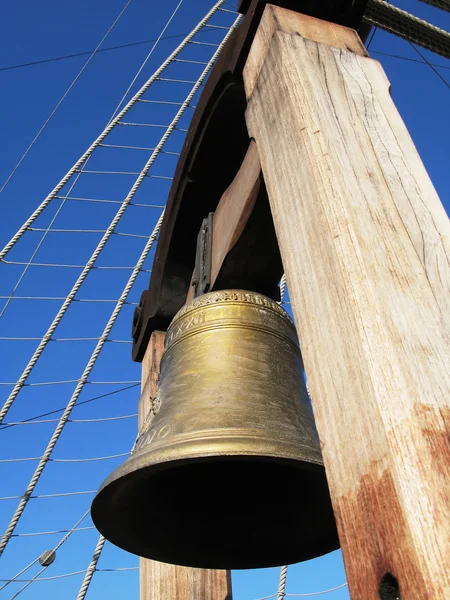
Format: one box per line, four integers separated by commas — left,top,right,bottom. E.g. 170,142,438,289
131,0,370,362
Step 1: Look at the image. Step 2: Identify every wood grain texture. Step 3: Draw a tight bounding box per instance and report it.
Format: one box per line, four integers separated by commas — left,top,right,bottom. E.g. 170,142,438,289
210,140,261,285
186,141,261,303
244,6,450,599
139,332,232,600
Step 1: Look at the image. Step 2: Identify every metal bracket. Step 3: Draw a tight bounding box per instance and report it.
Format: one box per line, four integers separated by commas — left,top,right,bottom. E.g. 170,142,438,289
192,212,214,298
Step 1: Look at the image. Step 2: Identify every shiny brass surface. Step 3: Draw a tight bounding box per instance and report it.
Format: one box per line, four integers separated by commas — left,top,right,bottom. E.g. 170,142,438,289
91,290,339,569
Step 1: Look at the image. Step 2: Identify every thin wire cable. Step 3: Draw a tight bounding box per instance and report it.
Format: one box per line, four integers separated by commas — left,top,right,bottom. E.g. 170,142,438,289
0,211,162,555
12,526,94,537
0,491,96,501
74,20,241,597
0,31,239,549
0,30,221,73
277,565,288,600
254,583,348,600
0,384,138,432
371,49,450,68
0,567,140,583
0,0,228,261
0,571,87,583
0,510,90,595
0,452,130,463
285,584,349,596
408,41,450,88
1,414,137,427
0,9,232,425
0,557,40,592
106,0,185,123
0,0,133,195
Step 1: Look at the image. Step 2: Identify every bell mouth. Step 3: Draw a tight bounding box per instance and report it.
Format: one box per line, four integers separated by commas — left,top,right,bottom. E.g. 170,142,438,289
91,455,339,569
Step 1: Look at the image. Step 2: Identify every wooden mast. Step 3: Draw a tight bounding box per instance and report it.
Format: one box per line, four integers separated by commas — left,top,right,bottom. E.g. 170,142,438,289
139,332,232,600
243,5,450,599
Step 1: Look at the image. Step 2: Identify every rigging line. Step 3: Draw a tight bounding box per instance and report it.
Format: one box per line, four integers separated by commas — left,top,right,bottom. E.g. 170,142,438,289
76,19,242,599
12,526,95,537
106,0,186,123
0,384,139,432
0,0,189,312
0,7,239,568
0,30,219,73
277,566,288,600
0,2,235,427
418,0,450,11
0,0,133,195
0,567,140,583
0,510,90,595
1,414,136,426
254,584,348,600
0,452,130,463
363,0,450,59
0,491,96,501
0,211,164,557
1,260,150,269
285,584,349,596
0,59,187,418
371,49,450,69
77,430,141,600
0,0,229,261
366,24,378,49
408,41,450,88
76,536,106,600
0,380,140,387
0,571,87,583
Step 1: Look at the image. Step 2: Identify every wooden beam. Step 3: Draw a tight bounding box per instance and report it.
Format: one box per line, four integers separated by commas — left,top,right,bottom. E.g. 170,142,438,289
139,332,232,600
244,5,450,599
186,141,262,302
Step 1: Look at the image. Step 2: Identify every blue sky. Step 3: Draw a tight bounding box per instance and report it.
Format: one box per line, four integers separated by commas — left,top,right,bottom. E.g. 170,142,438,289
0,1,449,599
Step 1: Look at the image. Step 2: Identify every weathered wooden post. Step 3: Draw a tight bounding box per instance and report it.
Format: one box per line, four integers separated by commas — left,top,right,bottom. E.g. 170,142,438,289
243,5,450,599
138,332,232,600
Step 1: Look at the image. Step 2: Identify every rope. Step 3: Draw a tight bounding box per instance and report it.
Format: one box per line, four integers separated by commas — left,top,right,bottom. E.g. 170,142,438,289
0,212,163,557
0,11,217,424
279,274,287,303
363,0,450,58
0,12,241,560
0,0,229,262
277,565,288,599
76,536,106,600
418,0,450,12
0,0,134,195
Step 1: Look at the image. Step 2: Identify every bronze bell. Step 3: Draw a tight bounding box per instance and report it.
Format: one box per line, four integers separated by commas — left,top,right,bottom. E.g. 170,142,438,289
91,290,339,569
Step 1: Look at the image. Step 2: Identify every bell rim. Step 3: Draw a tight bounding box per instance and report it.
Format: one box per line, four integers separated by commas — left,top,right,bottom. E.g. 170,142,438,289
91,453,339,569
95,429,325,497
